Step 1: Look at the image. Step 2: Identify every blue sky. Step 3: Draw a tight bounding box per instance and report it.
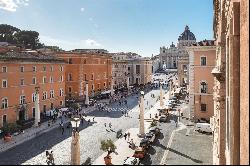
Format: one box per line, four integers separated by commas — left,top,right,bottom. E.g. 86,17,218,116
0,0,214,57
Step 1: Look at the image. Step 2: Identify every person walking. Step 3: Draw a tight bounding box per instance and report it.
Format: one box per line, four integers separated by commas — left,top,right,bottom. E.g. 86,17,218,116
124,133,128,140
127,131,131,141
104,123,107,127
61,126,64,135
93,117,95,122
109,122,112,128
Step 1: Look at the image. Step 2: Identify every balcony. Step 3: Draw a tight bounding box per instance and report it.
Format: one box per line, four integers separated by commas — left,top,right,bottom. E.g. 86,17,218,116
211,67,225,82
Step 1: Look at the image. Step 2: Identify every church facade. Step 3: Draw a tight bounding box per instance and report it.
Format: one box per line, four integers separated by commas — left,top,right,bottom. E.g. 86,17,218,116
159,25,196,69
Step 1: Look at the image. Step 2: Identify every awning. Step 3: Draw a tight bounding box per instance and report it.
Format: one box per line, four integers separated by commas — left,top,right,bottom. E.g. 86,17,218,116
101,90,111,95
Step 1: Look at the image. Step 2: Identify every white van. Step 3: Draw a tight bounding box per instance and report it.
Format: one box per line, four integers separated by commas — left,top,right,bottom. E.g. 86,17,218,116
196,123,212,133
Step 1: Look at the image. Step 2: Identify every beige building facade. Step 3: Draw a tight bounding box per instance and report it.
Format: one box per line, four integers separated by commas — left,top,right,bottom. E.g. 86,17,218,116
212,0,249,165
177,56,189,87
112,60,128,90
187,41,216,122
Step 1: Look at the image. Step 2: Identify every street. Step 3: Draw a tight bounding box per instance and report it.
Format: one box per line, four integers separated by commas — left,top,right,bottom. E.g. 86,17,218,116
0,84,176,165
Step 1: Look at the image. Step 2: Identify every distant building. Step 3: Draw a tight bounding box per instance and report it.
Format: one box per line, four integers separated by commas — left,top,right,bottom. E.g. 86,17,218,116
0,51,66,127
159,25,196,69
151,55,160,73
186,40,216,122
55,51,112,101
70,49,108,54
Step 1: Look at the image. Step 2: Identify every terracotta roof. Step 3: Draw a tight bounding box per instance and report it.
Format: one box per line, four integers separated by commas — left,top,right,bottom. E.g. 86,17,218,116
0,51,66,63
192,40,215,46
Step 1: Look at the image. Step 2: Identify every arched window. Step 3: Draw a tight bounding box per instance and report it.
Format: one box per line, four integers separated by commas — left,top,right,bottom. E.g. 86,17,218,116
200,81,207,93
1,98,8,109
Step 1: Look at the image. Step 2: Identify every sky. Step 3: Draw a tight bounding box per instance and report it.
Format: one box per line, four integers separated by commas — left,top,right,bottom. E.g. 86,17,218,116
0,0,214,57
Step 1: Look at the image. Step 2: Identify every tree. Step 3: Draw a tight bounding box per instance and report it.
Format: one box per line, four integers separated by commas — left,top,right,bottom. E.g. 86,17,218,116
0,24,20,44
14,30,41,49
70,103,80,111
149,119,158,128
100,139,117,157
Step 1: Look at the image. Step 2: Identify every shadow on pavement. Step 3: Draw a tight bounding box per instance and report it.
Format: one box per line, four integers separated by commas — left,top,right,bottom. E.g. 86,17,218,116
0,120,95,165
140,153,152,165
146,146,156,155
167,147,203,163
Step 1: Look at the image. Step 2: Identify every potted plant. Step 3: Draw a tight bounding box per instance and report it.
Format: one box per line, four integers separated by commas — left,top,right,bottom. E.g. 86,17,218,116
100,139,117,165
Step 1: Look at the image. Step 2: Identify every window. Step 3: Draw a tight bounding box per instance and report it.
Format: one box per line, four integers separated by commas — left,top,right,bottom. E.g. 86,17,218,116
32,108,35,118
136,65,140,74
98,84,100,89
50,90,54,98
2,79,7,88
43,76,46,84
20,79,24,86
20,66,24,72
68,87,72,92
20,95,26,104
92,84,94,90
60,66,63,72
91,74,94,80
32,93,36,102
1,98,8,109
42,92,47,100
32,66,36,72
60,100,63,106
201,57,207,66
84,74,87,81
43,105,46,112
83,59,86,64
104,72,106,78
104,82,106,87
69,58,72,64
50,103,54,109
200,81,207,93
50,66,54,72
68,73,72,81
2,66,7,73
60,89,64,97
201,104,207,112
50,76,54,83
32,77,36,85
128,67,130,71
43,66,46,71
60,75,63,82
3,115,7,126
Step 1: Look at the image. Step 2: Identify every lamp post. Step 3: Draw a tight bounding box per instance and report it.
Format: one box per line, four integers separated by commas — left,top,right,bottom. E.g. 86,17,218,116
138,91,145,137
160,81,164,107
85,81,89,106
71,116,81,165
110,77,114,96
34,86,40,127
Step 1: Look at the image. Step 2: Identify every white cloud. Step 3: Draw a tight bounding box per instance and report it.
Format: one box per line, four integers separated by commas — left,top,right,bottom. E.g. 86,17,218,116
80,7,84,12
89,17,93,21
0,0,29,12
40,35,103,50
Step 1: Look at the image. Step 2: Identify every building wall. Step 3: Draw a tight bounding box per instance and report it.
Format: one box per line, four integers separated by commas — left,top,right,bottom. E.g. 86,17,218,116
56,53,112,99
240,0,249,164
112,61,128,89
0,62,65,127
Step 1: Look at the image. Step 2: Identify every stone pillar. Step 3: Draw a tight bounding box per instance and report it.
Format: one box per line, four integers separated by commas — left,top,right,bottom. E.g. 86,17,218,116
71,131,80,165
139,91,145,137
85,81,89,105
160,82,164,107
127,76,130,92
34,86,40,127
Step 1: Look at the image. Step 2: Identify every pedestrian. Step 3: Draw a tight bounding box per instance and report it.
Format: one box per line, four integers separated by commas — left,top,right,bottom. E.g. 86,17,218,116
127,131,131,141
104,123,106,127
93,117,95,122
109,122,112,128
88,119,90,125
61,126,64,135
124,133,128,140
81,118,84,125
150,113,151,119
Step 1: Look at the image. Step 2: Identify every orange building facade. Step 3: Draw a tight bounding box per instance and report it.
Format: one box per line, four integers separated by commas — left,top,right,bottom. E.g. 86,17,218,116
0,51,65,128
55,52,112,101
187,41,216,122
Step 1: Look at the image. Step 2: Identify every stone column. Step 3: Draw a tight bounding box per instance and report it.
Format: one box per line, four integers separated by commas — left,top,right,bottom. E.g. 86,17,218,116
139,91,145,137
160,82,164,107
71,131,80,165
34,86,40,127
85,81,89,105
127,76,130,92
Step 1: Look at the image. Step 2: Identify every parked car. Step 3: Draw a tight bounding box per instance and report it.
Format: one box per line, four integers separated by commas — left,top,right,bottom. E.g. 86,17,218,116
123,157,140,165
133,147,146,159
149,127,161,136
196,123,212,134
144,132,156,143
139,138,151,149
159,115,168,123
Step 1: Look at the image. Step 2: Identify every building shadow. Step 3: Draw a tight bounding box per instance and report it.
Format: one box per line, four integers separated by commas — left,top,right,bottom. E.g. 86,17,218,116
167,147,203,164
0,120,95,165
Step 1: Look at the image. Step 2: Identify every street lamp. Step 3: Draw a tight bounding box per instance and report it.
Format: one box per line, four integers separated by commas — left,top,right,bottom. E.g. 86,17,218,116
138,91,145,138
71,116,81,165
